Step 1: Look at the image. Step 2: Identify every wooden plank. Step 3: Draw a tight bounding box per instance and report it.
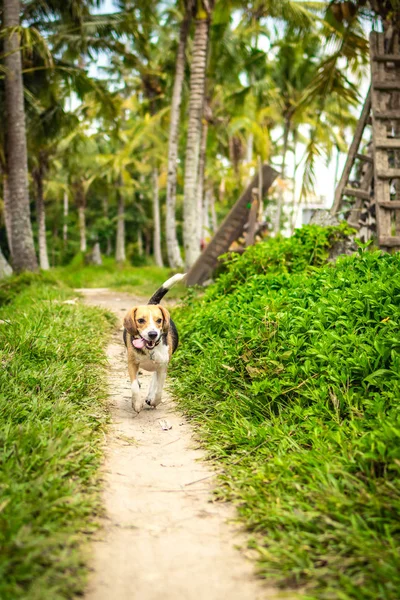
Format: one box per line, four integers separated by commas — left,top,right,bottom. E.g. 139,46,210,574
375,137,400,148
376,168,400,178
373,81,400,90
331,87,371,214
185,165,279,286
343,187,371,200
378,201,400,209
374,110,400,119
371,31,392,242
379,235,400,247
356,153,373,163
373,54,400,63
347,161,374,228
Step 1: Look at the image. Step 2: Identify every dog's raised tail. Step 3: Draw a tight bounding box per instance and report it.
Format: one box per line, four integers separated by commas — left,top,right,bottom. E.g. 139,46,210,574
148,273,186,305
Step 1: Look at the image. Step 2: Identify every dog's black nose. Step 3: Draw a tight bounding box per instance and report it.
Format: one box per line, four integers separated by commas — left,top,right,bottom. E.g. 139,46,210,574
148,331,158,340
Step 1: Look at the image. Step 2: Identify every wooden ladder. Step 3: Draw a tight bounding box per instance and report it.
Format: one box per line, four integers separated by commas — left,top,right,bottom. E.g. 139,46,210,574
332,31,400,249
331,87,373,220
370,31,400,248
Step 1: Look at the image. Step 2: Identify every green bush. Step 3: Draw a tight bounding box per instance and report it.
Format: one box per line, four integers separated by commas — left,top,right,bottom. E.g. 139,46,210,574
170,226,400,600
0,277,114,599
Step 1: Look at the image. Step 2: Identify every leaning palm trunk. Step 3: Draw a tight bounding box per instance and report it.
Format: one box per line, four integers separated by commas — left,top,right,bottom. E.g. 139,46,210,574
0,246,12,279
165,5,193,268
182,10,211,269
3,0,37,272
34,165,50,270
196,117,208,244
152,167,164,267
115,187,126,263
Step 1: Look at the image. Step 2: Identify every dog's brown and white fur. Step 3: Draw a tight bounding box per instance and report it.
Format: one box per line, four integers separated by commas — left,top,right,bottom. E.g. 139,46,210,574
123,274,185,414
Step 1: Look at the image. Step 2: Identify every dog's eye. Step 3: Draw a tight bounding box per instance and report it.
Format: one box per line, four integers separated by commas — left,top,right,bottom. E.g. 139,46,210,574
137,318,145,324
156,318,162,324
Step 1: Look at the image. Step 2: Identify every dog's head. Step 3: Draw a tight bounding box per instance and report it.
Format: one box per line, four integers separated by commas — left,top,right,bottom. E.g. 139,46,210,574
124,304,170,349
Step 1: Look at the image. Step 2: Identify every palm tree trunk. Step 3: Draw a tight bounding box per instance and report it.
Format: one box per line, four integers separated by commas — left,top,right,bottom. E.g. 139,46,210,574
63,190,68,247
75,183,87,253
3,0,38,272
115,186,126,263
166,4,193,269
290,130,299,234
137,228,143,257
0,246,13,279
34,163,50,270
202,186,211,240
196,117,208,245
210,188,217,232
334,144,341,189
101,196,112,255
152,167,164,267
274,117,291,235
3,174,13,255
246,133,254,164
182,6,212,269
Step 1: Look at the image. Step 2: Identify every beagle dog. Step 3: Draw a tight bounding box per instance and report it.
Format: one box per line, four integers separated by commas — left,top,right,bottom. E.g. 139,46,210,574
123,274,185,414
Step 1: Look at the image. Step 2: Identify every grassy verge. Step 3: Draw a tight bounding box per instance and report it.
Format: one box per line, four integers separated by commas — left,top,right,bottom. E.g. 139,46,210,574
54,255,186,299
170,225,400,600
0,273,114,600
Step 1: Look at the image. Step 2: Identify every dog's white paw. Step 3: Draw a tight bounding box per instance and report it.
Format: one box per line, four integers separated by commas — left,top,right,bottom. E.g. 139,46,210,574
131,380,142,414
147,394,162,408
132,398,144,413
145,395,155,408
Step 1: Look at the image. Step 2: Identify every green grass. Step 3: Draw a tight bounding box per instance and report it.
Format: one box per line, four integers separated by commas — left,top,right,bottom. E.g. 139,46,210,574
54,255,186,299
0,274,114,600
170,226,400,600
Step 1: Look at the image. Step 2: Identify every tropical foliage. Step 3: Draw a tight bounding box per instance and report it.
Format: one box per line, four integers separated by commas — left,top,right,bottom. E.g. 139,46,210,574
170,226,400,600
0,0,381,272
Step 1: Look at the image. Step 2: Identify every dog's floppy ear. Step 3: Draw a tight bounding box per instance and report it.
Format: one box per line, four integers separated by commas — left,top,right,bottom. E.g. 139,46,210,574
158,305,170,334
124,308,138,336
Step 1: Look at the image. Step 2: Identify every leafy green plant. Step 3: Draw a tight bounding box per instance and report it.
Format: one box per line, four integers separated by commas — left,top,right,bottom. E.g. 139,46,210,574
170,226,400,600
0,277,114,599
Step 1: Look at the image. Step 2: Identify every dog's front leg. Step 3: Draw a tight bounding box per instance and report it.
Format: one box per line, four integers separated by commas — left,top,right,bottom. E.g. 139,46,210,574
128,360,142,414
148,366,167,408
145,372,158,407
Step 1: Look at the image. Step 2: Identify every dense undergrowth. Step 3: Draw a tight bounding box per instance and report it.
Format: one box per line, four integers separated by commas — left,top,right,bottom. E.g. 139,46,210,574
170,225,400,600
0,274,114,599
54,255,185,299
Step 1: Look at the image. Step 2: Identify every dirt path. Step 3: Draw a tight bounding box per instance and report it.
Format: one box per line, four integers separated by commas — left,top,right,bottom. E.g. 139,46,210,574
81,289,282,600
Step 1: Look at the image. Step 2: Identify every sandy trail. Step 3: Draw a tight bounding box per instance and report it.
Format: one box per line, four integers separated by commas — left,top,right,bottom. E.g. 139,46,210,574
81,288,282,600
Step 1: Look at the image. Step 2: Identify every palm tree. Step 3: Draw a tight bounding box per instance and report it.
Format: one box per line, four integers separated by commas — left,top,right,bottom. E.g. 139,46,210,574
165,0,194,268
183,0,215,269
32,154,50,269
3,0,38,272
115,182,126,263
0,246,12,279
152,166,164,267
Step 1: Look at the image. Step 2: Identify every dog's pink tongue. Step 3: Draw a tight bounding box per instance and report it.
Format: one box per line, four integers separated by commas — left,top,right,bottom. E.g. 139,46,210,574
132,338,145,349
